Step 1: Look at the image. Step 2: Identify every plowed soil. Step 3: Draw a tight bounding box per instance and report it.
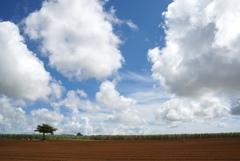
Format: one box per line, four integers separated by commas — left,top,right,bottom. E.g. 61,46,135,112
0,139,240,161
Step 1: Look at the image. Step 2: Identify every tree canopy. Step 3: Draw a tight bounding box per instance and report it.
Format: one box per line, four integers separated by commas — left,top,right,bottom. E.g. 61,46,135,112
77,132,83,136
34,124,57,140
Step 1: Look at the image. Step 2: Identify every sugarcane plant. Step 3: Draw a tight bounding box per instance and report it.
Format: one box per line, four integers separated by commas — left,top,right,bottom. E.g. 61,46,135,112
34,124,57,140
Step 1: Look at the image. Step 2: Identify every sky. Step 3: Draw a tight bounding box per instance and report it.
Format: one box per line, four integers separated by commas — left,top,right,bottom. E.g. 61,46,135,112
0,0,240,135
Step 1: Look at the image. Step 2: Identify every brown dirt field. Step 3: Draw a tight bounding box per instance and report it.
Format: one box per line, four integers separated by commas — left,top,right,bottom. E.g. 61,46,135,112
0,139,240,161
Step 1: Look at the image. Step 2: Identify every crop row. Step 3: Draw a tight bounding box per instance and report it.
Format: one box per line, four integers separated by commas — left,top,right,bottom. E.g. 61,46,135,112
0,134,42,140
0,132,240,140
88,132,240,140
0,134,89,140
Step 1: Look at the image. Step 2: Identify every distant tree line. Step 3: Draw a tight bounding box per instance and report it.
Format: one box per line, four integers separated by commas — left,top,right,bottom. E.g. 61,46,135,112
1,124,239,141
1,132,240,141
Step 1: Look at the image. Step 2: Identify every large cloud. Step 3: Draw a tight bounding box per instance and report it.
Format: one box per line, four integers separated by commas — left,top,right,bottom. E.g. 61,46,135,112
0,96,28,133
148,0,240,97
56,89,100,112
96,81,136,110
156,97,230,122
96,81,145,126
24,0,124,80
0,21,52,101
31,108,64,128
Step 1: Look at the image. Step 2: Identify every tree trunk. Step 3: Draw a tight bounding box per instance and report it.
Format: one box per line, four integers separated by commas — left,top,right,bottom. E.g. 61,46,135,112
42,133,45,140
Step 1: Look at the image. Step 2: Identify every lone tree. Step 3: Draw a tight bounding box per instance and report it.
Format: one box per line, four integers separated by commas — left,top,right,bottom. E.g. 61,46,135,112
76,132,83,136
34,124,57,140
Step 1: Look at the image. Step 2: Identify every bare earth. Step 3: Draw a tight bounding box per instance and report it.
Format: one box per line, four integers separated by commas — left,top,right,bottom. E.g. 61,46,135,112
0,139,240,161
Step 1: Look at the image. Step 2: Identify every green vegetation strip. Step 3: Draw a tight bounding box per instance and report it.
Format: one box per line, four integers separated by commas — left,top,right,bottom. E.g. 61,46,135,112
0,133,240,141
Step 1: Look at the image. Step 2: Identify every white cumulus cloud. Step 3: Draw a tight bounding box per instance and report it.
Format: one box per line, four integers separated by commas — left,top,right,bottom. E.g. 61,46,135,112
0,95,30,133
24,0,124,80
156,97,230,122
0,21,52,101
148,0,240,97
58,90,100,112
96,81,145,126
96,81,136,109
31,108,64,128
147,0,240,125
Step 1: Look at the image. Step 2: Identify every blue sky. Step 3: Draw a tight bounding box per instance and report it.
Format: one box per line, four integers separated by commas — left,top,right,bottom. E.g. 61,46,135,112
0,0,240,135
